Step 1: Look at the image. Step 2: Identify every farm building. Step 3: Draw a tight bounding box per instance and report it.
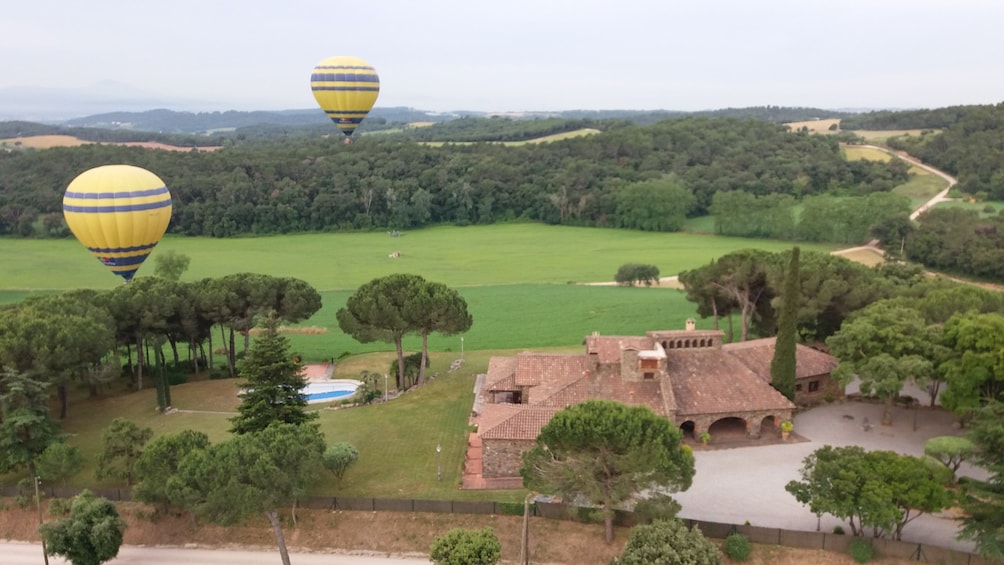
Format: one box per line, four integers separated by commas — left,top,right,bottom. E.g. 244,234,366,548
463,322,840,488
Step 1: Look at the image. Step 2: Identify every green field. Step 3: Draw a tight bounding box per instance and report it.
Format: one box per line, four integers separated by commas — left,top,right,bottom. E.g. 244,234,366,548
1,224,835,358
1,223,835,291
1,224,837,496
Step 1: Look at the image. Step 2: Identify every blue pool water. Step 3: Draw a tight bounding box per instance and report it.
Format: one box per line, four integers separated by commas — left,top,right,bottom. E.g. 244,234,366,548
303,380,361,403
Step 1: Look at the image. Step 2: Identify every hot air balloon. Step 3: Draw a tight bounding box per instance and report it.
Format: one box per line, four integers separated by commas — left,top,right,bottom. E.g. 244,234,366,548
62,164,172,282
310,55,380,142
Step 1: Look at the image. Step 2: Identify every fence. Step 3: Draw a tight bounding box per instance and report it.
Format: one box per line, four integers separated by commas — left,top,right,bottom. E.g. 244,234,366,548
3,486,996,564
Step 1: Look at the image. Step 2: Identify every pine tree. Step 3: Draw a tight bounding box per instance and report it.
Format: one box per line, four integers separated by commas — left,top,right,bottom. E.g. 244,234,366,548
771,246,800,401
230,311,316,434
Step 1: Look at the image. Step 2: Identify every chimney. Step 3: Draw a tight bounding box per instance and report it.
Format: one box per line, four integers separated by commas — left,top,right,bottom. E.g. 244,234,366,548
685,318,696,331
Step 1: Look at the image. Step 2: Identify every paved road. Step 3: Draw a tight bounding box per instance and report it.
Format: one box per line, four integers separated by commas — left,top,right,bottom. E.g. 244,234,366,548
673,400,984,553
0,542,431,564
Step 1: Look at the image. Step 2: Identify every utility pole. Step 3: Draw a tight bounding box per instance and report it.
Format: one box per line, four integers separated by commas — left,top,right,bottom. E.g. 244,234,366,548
520,492,534,565
35,476,50,565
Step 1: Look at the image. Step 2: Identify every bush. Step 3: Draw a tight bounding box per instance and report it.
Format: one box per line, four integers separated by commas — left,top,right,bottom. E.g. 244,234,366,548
724,533,751,561
48,498,71,516
613,519,720,565
833,525,845,535
429,526,501,565
849,539,873,563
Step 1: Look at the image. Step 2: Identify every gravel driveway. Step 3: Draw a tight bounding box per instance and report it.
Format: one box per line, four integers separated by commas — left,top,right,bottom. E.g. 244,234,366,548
672,400,985,553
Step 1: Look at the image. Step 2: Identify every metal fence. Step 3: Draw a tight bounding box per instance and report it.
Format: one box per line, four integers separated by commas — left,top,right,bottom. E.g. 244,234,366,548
3,486,994,564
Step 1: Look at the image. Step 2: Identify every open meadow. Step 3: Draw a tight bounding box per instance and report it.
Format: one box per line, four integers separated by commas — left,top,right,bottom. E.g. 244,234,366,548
0,224,840,496
1,224,838,358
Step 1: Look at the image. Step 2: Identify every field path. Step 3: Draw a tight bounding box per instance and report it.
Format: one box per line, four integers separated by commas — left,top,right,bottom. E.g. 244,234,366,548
586,146,960,285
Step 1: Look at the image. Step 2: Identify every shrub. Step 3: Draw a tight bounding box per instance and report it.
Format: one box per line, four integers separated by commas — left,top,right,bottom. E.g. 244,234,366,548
833,525,845,535
780,420,793,433
48,498,71,516
613,519,720,565
633,494,682,524
849,539,873,563
724,533,751,561
429,526,501,565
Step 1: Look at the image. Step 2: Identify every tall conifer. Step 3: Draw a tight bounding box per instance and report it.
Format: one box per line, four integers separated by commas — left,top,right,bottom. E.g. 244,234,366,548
771,246,800,401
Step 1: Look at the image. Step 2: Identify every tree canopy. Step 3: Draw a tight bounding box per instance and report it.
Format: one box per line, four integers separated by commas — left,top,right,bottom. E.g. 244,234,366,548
40,489,126,565
520,400,694,544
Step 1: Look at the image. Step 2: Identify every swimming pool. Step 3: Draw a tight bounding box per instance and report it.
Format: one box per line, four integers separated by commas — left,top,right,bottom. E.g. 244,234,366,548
303,380,361,404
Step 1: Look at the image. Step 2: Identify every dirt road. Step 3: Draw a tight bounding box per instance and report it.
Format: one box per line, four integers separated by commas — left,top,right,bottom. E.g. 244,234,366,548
0,541,430,564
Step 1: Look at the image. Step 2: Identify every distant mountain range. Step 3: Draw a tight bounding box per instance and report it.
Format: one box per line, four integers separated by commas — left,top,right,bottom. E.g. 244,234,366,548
2,81,905,138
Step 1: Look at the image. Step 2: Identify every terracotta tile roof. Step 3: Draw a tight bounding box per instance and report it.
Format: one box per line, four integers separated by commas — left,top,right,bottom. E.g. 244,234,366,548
585,335,655,364
479,405,560,440
667,348,795,417
723,337,839,381
485,357,517,388
601,378,668,416
537,377,591,408
514,352,591,388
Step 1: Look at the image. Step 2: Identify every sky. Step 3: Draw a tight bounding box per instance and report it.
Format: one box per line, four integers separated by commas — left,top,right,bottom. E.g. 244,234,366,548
4,0,1004,114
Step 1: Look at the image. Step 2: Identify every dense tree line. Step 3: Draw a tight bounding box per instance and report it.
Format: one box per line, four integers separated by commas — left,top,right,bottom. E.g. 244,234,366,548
839,105,975,131
905,207,1004,281
868,103,1004,200
0,117,904,238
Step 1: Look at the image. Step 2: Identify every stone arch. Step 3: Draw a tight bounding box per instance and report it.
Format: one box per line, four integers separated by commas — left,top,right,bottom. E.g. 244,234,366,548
760,415,777,436
679,420,696,440
708,416,747,440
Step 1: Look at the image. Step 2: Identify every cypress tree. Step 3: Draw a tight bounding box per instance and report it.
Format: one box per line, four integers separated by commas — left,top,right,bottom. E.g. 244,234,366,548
230,311,316,434
771,246,800,401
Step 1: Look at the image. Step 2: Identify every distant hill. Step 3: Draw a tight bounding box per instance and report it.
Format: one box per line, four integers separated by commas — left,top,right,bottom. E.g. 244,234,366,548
51,106,857,136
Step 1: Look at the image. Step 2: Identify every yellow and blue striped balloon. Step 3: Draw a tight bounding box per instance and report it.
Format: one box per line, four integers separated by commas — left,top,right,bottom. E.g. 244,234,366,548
62,165,172,282
310,55,380,138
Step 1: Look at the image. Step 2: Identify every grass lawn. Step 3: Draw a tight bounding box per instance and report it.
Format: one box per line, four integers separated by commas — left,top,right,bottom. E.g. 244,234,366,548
49,348,535,502
0,224,837,292
283,284,702,361
932,199,1004,218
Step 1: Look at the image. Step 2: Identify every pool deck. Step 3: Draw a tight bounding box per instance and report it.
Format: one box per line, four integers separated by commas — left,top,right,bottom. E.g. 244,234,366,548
301,363,335,382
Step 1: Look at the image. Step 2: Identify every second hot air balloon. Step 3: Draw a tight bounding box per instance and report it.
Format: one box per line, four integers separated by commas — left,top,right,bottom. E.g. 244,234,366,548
62,164,172,282
310,55,380,141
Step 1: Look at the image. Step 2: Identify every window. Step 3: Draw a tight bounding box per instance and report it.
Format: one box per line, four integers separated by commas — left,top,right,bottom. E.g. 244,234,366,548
808,380,820,392
643,372,655,380
795,383,803,392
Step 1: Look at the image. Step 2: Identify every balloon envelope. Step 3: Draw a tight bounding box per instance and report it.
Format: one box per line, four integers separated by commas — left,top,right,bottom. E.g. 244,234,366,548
310,55,380,138
62,165,172,282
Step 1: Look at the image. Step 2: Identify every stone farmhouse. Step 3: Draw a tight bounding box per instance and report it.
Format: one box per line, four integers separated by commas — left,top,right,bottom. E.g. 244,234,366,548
465,322,841,487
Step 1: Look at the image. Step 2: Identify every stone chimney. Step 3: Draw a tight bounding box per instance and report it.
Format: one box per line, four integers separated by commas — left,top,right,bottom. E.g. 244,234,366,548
685,318,696,332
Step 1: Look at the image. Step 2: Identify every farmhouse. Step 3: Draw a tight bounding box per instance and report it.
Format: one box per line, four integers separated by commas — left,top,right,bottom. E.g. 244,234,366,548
465,322,840,487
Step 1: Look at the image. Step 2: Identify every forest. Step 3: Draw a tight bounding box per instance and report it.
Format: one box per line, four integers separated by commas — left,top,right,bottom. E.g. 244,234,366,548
0,116,905,239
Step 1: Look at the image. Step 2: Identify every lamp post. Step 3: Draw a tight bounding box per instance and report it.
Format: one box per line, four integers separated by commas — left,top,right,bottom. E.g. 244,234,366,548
436,444,442,481
460,337,464,361
384,373,388,403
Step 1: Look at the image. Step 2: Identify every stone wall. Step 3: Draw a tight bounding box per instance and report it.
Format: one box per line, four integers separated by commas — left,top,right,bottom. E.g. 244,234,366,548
677,408,792,439
795,374,843,407
482,438,534,478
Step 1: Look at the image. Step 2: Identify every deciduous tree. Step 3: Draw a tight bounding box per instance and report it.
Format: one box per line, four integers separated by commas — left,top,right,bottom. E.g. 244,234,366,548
827,302,938,425
322,442,359,488
786,445,952,539
40,489,125,565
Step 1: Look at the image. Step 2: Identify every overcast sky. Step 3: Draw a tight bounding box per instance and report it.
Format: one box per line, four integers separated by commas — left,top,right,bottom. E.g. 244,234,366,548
4,0,1003,113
